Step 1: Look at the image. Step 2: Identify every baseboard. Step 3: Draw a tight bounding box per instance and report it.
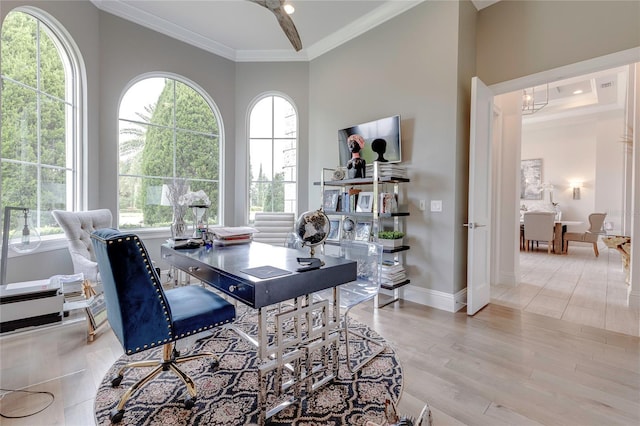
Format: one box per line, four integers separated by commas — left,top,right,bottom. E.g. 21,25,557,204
496,271,517,286
402,285,467,313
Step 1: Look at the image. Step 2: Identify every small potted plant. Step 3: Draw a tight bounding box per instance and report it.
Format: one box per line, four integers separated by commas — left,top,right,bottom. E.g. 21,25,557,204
378,231,405,248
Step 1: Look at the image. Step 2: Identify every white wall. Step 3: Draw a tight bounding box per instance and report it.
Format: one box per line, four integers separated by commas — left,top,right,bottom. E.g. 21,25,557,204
521,112,625,233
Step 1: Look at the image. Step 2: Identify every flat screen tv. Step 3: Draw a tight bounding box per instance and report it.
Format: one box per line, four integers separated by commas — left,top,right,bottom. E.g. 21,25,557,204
338,115,402,166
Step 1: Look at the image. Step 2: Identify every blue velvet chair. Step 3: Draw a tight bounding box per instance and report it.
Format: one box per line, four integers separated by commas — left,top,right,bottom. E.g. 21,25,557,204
90,228,235,423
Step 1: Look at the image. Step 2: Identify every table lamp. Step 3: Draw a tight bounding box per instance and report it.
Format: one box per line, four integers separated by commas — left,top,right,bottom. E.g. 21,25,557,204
1,206,42,285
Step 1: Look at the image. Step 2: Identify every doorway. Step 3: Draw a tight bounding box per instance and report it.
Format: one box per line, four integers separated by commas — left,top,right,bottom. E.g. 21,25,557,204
487,57,639,336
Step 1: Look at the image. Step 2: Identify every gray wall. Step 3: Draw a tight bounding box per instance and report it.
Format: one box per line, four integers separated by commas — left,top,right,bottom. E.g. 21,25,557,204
477,0,640,86
307,0,472,300
2,0,639,307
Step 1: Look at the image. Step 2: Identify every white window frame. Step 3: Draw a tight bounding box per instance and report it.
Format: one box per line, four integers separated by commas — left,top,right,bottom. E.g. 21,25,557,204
0,7,85,253
117,73,224,233
247,92,298,223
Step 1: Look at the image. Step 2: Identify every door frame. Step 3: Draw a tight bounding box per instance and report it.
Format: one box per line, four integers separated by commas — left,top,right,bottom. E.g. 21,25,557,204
486,47,639,305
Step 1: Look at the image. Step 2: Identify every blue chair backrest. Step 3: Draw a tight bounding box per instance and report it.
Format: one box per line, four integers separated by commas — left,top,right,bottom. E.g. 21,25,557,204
91,228,173,355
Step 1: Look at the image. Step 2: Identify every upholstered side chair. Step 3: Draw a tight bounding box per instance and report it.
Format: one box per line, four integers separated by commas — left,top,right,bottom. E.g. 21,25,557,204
252,212,296,246
90,228,235,423
563,212,607,256
52,209,113,284
523,211,556,253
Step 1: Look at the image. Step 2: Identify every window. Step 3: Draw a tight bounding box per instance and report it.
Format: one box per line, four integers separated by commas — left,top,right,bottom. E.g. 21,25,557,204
249,95,297,221
118,76,222,230
1,9,82,237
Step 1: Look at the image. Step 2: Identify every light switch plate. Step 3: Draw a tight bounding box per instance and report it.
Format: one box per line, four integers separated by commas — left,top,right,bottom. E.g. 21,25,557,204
430,200,442,212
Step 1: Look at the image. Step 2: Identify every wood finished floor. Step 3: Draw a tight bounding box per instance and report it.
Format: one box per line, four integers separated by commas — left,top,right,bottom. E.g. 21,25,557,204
1,283,639,425
493,242,639,337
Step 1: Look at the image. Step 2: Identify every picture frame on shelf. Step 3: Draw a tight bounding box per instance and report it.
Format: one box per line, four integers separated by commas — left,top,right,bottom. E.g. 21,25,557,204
326,216,341,242
86,293,108,332
354,221,372,241
322,189,340,211
355,191,374,212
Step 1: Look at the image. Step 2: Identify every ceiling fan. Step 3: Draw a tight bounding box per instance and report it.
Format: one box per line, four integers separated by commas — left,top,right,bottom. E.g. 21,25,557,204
249,0,303,51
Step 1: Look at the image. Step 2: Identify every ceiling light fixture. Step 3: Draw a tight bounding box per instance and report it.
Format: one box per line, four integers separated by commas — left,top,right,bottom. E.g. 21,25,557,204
283,3,295,14
573,89,583,95
522,84,549,115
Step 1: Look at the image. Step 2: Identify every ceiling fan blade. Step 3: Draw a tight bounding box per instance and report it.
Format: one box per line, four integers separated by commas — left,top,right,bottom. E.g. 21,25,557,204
249,0,303,51
274,11,303,51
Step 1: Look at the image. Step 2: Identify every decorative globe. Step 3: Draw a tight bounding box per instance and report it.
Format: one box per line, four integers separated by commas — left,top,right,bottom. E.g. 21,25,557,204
295,208,330,256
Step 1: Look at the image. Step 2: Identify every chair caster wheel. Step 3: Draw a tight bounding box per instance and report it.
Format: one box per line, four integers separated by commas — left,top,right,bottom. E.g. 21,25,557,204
210,359,219,371
111,375,123,387
184,396,196,409
109,408,125,423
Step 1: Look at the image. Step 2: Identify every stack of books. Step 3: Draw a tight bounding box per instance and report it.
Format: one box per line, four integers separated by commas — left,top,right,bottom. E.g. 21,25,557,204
380,261,407,287
50,273,86,302
211,226,257,246
367,163,408,179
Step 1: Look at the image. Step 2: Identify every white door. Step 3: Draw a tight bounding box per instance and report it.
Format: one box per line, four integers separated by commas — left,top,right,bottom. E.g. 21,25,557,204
467,77,493,315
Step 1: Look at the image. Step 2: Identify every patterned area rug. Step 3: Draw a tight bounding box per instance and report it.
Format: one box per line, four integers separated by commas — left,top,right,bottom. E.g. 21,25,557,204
94,308,402,425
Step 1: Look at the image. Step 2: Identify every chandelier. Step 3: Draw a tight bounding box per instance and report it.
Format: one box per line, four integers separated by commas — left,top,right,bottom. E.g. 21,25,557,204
522,84,549,115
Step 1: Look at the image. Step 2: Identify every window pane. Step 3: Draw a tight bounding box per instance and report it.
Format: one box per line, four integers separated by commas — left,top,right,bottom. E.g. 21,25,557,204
175,81,217,134
1,161,37,208
39,24,65,99
119,120,147,175
250,139,273,180
41,166,67,218
274,139,296,177
273,96,296,138
1,12,37,88
249,97,272,138
119,77,166,123
41,95,67,167
250,182,273,213
140,126,174,178
176,131,218,180
1,82,37,162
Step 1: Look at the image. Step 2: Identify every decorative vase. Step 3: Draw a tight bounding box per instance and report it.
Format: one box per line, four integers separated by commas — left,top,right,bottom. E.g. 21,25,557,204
171,215,187,239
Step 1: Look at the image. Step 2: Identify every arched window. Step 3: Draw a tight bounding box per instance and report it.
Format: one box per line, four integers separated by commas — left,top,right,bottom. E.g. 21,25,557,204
1,9,83,236
118,76,222,231
248,94,297,221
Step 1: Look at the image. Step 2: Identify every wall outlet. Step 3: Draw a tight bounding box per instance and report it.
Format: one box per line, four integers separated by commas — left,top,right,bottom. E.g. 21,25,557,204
419,200,426,211
430,200,443,212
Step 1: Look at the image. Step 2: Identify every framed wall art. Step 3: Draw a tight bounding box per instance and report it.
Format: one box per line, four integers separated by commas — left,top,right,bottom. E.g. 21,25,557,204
520,158,542,200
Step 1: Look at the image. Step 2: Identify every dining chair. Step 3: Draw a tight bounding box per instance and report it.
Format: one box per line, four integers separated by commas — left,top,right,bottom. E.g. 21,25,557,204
523,211,556,253
563,212,607,256
90,228,236,423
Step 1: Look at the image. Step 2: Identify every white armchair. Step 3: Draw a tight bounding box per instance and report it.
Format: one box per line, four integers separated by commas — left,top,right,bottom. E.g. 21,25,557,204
52,209,113,284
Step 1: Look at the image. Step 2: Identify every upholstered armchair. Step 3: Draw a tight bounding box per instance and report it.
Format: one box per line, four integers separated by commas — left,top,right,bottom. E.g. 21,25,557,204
52,209,113,284
563,213,607,256
90,228,236,423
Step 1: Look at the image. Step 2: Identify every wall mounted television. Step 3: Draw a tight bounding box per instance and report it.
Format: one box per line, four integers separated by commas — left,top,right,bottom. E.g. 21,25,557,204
338,115,402,166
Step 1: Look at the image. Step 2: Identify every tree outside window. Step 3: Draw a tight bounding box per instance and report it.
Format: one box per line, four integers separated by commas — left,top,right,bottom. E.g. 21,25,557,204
118,77,221,230
1,10,80,236
249,95,297,222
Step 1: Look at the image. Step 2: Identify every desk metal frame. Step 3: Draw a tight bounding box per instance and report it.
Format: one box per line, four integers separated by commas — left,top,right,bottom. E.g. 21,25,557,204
161,242,356,424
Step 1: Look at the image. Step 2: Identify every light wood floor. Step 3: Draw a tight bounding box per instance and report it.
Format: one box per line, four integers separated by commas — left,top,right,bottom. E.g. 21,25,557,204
1,296,639,425
492,242,639,337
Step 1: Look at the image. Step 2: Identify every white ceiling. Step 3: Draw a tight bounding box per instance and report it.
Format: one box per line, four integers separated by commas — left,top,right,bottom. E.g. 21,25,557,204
90,0,626,120
90,0,498,62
